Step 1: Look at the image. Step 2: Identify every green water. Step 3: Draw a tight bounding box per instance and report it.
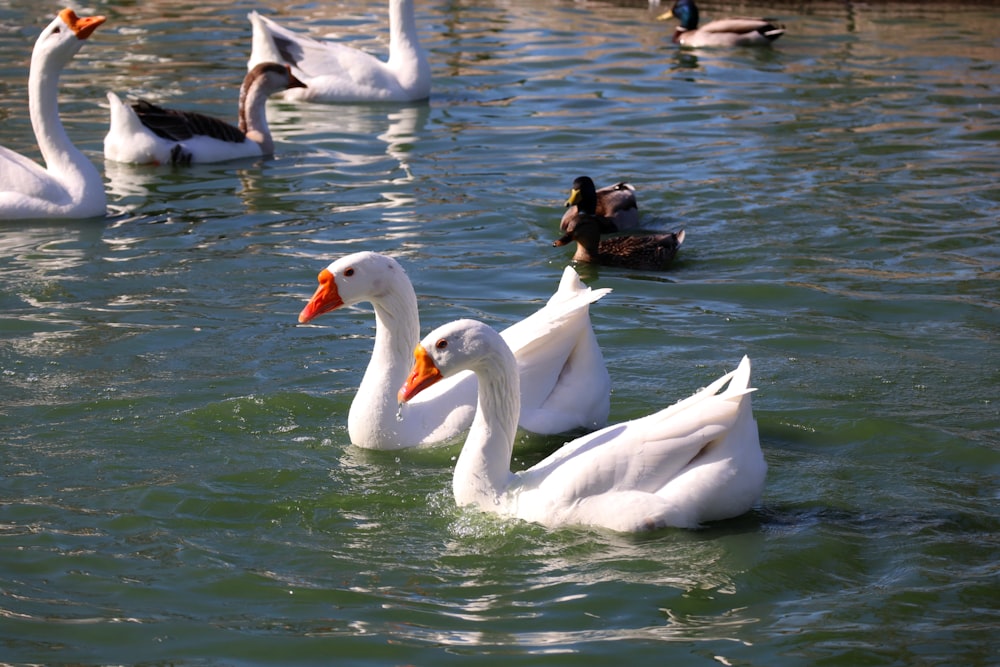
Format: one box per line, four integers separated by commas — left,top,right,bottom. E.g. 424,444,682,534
1,0,998,664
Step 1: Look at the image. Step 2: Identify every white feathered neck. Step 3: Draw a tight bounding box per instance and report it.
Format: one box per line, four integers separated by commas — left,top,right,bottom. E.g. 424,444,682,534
347,263,421,448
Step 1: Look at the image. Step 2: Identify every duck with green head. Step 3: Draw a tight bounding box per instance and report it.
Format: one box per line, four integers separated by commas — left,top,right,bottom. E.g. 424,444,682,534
561,176,639,234
658,0,784,48
555,177,684,271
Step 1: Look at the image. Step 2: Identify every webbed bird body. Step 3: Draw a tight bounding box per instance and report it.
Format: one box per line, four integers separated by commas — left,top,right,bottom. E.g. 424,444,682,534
561,179,639,234
104,63,304,165
0,9,106,220
659,0,785,48
247,0,430,103
400,320,766,532
556,220,686,271
298,252,612,449
556,176,684,271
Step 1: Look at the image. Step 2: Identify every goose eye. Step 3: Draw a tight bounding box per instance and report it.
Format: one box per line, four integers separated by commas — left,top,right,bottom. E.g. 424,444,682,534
344,267,355,277
52,26,61,33
435,339,448,350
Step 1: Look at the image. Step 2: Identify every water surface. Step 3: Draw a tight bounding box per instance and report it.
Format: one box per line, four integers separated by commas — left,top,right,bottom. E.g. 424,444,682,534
1,0,998,664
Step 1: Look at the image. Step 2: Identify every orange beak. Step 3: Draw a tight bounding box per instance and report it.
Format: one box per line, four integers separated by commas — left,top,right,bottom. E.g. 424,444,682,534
397,345,443,403
298,269,343,324
59,8,106,40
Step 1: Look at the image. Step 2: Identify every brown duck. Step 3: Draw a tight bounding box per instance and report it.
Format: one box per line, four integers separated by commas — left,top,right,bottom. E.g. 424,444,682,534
561,176,639,234
555,176,683,270
555,215,685,271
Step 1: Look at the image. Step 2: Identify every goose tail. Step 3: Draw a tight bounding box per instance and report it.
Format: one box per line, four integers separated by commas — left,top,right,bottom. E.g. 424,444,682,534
549,265,612,308
247,11,285,70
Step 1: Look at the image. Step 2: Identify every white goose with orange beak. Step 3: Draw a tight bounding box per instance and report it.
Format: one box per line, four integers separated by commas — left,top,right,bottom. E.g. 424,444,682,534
400,319,766,532
0,9,106,220
298,252,611,450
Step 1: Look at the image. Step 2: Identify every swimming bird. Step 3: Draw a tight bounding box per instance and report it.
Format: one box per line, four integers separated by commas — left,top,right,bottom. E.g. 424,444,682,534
555,215,685,271
104,63,305,165
298,252,611,449
657,0,785,48
0,8,106,220
247,0,430,103
399,319,766,532
556,180,684,271
560,176,639,234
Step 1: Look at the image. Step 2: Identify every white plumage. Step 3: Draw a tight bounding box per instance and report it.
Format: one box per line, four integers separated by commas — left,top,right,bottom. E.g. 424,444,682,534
0,9,106,220
247,0,430,103
104,63,304,165
298,252,611,449
400,319,766,532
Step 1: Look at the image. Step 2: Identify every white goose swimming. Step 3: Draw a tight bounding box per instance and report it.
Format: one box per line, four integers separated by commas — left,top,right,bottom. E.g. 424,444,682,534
104,63,305,165
0,8,106,220
247,0,430,103
298,252,611,450
400,319,766,532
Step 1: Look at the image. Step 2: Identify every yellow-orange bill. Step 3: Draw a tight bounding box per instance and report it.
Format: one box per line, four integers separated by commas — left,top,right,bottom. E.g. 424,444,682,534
298,269,342,324
60,8,106,40
397,345,443,403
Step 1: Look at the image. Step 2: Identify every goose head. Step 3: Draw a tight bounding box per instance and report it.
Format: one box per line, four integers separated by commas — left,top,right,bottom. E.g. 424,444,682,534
398,319,505,403
298,252,406,323
244,62,306,95
37,9,106,66
238,62,306,142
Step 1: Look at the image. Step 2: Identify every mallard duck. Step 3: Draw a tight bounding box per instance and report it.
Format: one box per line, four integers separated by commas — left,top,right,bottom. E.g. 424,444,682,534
658,0,785,48
555,193,684,271
247,0,430,103
298,252,611,449
104,63,304,165
0,9,106,220
560,176,640,234
399,319,766,532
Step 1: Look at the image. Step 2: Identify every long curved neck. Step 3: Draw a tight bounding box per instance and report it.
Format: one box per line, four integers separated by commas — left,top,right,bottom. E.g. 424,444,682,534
386,0,428,87
238,75,274,152
28,48,94,188
453,344,519,509
347,278,421,447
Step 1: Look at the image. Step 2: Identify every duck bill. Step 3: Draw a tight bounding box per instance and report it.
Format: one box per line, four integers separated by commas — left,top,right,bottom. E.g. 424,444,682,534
656,10,675,21
60,9,106,40
298,269,343,323
397,346,443,403
552,233,573,247
564,188,581,208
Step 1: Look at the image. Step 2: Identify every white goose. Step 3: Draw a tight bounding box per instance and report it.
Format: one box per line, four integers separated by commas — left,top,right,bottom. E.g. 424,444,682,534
0,8,106,220
104,63,305,165
298,252,611,450
247,0,430,103
400,319,766,532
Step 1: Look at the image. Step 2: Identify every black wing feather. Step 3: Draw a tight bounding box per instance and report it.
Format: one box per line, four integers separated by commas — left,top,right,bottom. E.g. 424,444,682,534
132,100,246,144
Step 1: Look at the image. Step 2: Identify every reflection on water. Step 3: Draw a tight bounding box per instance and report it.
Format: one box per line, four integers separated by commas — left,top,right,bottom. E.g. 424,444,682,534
267,100,429,180
0,223,104,278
